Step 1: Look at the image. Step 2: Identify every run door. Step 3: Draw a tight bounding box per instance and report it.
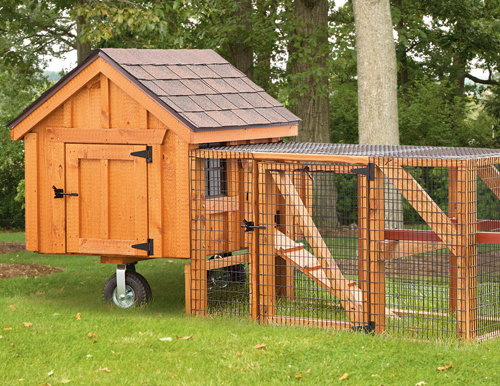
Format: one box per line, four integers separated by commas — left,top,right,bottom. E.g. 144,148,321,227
66,144,149,256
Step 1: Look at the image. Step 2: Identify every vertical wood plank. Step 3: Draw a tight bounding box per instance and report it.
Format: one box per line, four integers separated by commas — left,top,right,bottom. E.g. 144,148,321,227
66,144,80,253
51,141,66,253
100,159,110,239
133,145,148,256
148,145,163,257
63,98,73,128
259,164,276,322
369,161,386,334
24,133,39,251
100,74,110,128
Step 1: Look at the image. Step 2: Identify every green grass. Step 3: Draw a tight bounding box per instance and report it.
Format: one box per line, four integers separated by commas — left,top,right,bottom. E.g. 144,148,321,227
2,250,500,385
0,232,25,242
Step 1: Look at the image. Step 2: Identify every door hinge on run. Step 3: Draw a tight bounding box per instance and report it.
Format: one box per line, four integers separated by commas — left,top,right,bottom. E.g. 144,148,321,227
350,163,375,181
131,146,152,163
132,239,154,256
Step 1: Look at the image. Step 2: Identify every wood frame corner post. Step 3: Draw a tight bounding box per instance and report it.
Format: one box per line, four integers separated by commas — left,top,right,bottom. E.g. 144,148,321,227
455,160,478,340
369,161,386,334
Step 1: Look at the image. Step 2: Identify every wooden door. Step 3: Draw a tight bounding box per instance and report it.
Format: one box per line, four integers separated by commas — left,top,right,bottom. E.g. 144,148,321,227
66,144,149,256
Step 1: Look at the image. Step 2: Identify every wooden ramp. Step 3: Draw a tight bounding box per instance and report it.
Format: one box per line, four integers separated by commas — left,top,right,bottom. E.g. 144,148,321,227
271,171,363,323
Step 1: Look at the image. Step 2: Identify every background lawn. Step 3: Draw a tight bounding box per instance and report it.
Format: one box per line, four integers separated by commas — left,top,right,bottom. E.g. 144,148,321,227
1,233,500,385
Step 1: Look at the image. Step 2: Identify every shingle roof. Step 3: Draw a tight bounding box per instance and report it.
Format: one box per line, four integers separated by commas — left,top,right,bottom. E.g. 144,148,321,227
7,48,300,133
101,48,300,130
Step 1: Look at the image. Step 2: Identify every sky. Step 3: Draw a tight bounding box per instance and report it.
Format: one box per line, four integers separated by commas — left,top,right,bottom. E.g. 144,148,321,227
45,50,78,72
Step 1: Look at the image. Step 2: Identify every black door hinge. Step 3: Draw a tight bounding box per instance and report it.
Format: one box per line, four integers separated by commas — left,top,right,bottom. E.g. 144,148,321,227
132,239,154,256
131,146,152,163
350,163,375,181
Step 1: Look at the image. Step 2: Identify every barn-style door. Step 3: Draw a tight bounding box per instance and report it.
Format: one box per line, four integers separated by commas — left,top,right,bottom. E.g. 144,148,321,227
66,144,149,256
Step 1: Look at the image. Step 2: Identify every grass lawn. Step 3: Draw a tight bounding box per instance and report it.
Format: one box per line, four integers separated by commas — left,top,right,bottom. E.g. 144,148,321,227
1,246,500,385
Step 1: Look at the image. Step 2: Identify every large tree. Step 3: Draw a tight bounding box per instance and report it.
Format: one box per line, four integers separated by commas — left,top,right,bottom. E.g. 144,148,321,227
289,0,331,143
352,0,399,146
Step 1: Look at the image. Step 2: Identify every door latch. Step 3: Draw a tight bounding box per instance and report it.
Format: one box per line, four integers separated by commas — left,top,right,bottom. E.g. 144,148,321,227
52,185,78,199
241,219,266,232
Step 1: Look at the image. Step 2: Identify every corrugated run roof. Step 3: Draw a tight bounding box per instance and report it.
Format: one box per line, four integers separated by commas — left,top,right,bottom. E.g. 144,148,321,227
206,142,500,160
102,48,300,131
8,48,300,132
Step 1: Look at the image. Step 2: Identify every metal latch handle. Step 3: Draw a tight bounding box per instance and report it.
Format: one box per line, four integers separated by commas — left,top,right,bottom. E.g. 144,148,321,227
241,219,266,232
52,186,78,199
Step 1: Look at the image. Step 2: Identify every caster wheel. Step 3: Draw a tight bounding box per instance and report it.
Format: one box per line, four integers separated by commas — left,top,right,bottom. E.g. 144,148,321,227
103,271,152,308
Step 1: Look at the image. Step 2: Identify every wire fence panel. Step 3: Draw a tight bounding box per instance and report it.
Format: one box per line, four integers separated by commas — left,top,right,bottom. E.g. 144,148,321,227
188,144,500,342
190,150,254,318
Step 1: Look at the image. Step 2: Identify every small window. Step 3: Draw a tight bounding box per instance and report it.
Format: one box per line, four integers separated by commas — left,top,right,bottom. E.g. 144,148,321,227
205,158,227,198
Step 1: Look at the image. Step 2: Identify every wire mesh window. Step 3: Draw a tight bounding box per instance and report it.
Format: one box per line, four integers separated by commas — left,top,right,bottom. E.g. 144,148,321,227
205,158,227,198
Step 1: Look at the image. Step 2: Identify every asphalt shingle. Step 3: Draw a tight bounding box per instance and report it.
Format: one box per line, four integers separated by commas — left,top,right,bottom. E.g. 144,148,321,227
101,48,299,130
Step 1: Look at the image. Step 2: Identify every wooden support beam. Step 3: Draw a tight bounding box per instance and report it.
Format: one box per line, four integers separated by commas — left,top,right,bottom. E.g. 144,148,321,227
358,173,370,328
184,264,192,316
477,165,500,200
378,160,459,256
250,159,260,320
258,165,277,322
190,157,208,316
47,127,167,145
206,254,251,270
379,240,446,261
24,133,39,252
369,164,386,334
455,161,478,341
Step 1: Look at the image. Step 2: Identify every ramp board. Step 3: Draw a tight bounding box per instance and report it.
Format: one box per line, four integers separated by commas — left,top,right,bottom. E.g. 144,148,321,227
271,171,363,322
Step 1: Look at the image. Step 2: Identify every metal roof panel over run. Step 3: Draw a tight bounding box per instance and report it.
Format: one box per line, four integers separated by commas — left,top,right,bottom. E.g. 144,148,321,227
205,142,500,162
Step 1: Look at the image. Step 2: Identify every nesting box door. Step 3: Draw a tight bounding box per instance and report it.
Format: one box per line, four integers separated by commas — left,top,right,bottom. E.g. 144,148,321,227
66,144,149,256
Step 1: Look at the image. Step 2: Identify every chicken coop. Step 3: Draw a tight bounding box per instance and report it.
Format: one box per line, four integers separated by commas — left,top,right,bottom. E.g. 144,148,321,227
188,143,500,342
8,48,500,342
8,48,299,308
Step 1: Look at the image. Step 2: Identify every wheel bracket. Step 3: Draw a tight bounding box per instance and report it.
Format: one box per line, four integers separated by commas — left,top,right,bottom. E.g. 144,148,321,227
116,264,127,301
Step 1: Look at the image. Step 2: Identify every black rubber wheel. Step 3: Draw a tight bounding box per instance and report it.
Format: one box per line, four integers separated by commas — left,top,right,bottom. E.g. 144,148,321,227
126,271,152,303
103,272,150,308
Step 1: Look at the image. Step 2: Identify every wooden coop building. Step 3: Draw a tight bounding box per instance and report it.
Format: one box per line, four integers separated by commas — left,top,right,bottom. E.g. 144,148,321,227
8,48,299,307
8,48,500,342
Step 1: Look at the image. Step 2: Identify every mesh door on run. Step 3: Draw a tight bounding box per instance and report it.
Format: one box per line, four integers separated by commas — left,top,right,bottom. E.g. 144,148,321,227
257,162,369,330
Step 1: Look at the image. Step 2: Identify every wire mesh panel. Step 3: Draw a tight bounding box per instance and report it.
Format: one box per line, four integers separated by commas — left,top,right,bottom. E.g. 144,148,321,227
188,143,500,342
190,150,255,318
257,162,369,330
373,160,463,340
476,162,500,340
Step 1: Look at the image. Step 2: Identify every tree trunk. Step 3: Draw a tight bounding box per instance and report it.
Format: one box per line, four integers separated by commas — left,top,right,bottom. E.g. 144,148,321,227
395,0,409,87
353,0,399,145
353,0,402,229
289,0,330,143
76,15,92,64
228,0,254,80
288,0,337,230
